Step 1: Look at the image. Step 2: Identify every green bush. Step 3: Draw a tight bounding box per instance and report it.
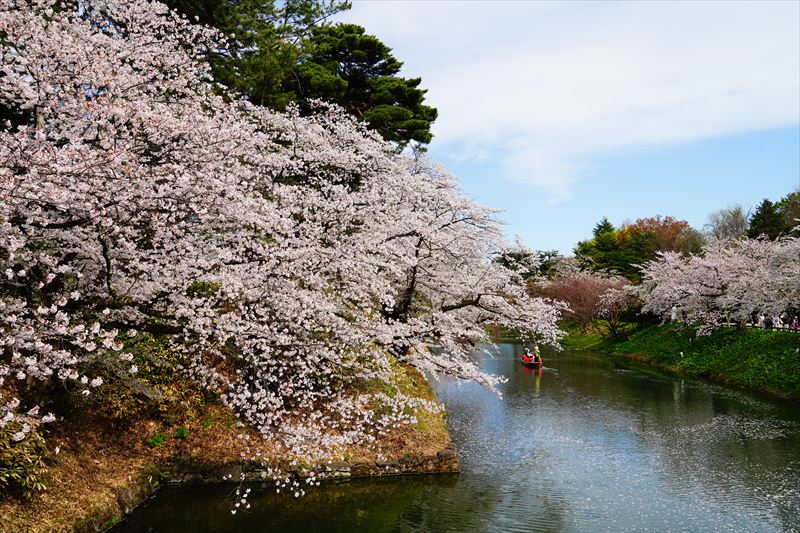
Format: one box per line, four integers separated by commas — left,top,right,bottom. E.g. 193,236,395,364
0,422,48,499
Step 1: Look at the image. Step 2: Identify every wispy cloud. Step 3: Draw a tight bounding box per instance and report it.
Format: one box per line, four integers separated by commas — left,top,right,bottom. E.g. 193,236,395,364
340,1,800,201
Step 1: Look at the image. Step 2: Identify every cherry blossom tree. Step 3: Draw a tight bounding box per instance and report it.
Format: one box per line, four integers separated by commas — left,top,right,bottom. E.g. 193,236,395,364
534,262,628,332
375,157,565,389
639,237,800,333
597,285,637,336
0,0,564,485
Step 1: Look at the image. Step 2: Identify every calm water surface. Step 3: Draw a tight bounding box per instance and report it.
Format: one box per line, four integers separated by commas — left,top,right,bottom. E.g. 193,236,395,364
116,345,800,532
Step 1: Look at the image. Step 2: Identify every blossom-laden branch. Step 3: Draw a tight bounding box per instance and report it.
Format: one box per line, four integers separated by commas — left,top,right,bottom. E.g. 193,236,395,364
0,0,564,475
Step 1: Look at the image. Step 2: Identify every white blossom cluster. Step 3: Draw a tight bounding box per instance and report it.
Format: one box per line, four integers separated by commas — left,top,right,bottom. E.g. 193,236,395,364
639,237,800,333
597,286,636,320
0,0,564,466
0,399,55,443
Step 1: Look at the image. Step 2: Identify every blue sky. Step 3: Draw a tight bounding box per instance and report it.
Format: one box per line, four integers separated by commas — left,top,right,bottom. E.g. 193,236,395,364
338,1,800,253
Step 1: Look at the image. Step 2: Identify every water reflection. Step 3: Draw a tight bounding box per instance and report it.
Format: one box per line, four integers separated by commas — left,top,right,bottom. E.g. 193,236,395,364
116,345,800,532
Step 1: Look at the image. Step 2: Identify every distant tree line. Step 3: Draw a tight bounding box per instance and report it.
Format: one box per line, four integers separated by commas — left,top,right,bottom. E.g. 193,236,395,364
526,187,800,336
572,188,799,283
705,190,799,241
573,215,704,281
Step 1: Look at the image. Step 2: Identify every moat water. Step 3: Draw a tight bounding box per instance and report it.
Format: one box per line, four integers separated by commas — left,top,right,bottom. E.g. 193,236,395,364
116,344,800,532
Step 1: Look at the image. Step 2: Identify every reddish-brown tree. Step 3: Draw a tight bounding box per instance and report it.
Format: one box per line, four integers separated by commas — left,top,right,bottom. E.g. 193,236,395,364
618,215,704,254
534,264,629,332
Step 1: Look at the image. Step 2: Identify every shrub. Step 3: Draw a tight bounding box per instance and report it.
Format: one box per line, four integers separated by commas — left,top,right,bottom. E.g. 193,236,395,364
0,422,48,499
79,334,204,428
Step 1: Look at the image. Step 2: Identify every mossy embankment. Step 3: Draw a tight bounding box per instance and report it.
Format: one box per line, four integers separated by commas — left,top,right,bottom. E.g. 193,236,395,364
0,360,456,533
563,323,800,400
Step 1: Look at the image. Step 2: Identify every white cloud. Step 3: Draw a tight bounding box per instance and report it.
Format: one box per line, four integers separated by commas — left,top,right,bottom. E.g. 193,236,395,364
339,1,800,201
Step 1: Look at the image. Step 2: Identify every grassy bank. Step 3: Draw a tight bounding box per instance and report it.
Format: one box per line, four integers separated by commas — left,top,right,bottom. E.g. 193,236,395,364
564,323,800,400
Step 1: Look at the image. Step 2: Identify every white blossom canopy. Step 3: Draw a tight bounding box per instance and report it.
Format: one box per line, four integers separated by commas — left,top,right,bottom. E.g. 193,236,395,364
639,237,800,332
0,0,564,463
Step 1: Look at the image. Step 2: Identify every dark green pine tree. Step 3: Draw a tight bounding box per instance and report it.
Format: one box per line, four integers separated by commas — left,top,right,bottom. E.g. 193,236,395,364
297,23,438,147
574,217,657,282
161,2,436,148
592,217,615,237
575,218,616,272
162,0,351,111
747,199,786,239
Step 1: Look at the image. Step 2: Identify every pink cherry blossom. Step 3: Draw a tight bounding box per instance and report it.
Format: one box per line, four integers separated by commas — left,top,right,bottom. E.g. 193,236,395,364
640,237,800,333
0,0,564,467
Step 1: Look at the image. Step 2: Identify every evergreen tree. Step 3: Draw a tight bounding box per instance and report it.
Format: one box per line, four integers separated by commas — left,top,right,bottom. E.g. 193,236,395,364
298,24,437,147
575,218,619,274
747,199,785,239
163,0,350,109
776,190,800,234
593,217,615,237
575,217,677,281
162,1,436,147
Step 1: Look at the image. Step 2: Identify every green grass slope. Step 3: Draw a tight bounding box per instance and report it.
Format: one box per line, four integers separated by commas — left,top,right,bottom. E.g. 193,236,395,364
611,325,800,399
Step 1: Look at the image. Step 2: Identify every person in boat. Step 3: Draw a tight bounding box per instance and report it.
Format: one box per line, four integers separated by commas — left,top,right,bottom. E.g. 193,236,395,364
532,345,542,365
522,346,542,365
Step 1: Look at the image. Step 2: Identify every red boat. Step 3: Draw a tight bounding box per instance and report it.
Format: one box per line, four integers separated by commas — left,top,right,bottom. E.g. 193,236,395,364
521,352,543,368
